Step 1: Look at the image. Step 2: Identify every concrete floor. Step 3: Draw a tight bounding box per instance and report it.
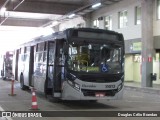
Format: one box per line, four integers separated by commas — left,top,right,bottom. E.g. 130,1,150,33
0,79,160,120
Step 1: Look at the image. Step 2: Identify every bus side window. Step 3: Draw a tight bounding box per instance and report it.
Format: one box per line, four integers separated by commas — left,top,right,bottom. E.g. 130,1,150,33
35,53,38,62
38,52,43,62
21,55,24,61
24,54,28,62
43,52,47,63
49,44,55,64
49,53,54,64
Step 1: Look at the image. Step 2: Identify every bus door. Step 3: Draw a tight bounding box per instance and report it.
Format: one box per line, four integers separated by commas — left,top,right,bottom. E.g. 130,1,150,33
54,40,65,94
46,41,56,95
29,46,34,86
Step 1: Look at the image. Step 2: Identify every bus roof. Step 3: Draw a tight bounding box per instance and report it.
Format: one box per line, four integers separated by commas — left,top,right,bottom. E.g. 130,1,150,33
18,28,123,48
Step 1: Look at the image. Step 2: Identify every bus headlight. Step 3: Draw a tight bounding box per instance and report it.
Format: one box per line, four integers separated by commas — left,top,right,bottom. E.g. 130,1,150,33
74,83,80,90
67,80,80,91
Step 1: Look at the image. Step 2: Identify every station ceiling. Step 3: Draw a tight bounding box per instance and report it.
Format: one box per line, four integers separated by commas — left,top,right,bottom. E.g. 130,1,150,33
0,0,122,27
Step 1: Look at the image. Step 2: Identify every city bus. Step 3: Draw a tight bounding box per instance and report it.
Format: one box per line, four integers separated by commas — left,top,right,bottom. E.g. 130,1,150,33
0,51,13,80
12,28,124,101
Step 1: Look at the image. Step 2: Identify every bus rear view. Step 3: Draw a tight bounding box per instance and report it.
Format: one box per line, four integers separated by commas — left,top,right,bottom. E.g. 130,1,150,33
62,28,124,100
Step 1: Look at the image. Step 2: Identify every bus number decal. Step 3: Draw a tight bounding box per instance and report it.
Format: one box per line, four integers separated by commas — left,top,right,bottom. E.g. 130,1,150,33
105,85,115,88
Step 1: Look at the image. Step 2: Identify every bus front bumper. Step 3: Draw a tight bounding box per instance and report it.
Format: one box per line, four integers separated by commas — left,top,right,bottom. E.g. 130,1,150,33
61,82,123,100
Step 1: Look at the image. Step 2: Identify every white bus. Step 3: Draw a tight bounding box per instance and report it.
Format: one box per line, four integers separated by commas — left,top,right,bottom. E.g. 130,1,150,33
13,28,124,101
0,51,13,80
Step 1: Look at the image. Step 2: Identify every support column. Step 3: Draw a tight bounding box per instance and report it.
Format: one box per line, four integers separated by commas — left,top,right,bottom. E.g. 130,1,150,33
83,13,92,28
141,0,154,87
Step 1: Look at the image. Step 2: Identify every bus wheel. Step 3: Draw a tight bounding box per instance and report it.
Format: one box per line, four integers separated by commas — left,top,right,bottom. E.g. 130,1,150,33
20,75,27,90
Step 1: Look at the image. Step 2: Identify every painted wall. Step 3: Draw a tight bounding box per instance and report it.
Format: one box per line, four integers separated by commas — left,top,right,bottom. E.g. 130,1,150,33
58,0,160,40
91,0,142,40
124,55,133,81
125,54,141,83
153,0,160,36
133,62,141,82
57,0,160,85
90,0,160,84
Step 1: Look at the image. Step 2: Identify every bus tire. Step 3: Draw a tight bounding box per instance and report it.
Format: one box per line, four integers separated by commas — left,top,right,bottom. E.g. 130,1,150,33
20,74,27,90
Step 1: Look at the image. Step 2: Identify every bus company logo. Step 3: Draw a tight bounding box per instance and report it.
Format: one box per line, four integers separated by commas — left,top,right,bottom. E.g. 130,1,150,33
105,85,115,88
82,84,96,88
2,112,11,117
1,112,42,118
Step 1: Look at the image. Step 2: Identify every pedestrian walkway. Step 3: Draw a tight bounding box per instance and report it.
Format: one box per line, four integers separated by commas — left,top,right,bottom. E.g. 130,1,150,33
125,81,160,88
124,81,160,95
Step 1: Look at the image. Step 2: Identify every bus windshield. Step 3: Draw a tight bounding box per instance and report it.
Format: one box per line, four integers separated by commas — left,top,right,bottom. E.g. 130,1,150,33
67,41,123,74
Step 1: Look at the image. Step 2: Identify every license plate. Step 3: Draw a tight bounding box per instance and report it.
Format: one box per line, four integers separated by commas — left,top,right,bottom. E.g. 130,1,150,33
95,93,105,97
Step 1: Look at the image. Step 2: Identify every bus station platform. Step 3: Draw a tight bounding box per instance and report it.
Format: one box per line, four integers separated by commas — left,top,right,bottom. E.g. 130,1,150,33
124,81,160,95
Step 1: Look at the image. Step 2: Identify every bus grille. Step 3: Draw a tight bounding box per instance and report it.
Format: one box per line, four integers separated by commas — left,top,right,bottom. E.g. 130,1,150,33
77,74,122,83
81,89,117,97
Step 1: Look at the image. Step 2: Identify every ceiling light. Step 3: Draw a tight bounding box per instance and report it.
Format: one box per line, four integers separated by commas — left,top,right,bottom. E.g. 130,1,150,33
92,2,102,8
68,14,75,18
